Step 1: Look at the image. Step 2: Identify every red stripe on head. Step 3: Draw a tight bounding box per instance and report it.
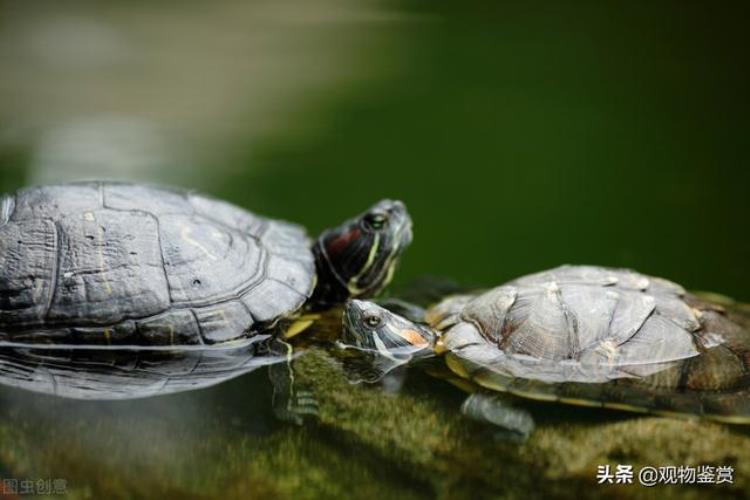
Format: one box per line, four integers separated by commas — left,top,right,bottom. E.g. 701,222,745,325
327,227,361,257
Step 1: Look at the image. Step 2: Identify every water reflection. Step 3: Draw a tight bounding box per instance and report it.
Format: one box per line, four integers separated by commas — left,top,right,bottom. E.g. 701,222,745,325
0,334,282,400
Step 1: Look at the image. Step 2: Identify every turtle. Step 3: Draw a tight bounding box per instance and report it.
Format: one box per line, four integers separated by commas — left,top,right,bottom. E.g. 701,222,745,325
0,182,412,412
342,265,750,438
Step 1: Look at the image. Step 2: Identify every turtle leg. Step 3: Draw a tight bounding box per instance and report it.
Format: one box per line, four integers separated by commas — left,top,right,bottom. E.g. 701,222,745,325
461,392,535,441
268,338,319,425
281,314,321,339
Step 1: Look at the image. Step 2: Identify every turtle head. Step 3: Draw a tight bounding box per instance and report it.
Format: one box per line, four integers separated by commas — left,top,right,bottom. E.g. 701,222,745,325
342,300,436,361
311,200,412,308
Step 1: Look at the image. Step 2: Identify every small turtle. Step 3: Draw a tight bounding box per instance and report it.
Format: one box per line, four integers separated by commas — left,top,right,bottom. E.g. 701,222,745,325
343,265,750,438
0,182,412,413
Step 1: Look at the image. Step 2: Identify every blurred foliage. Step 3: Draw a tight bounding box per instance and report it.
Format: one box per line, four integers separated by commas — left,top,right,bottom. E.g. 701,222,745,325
1,1,748,297
215,0,749,298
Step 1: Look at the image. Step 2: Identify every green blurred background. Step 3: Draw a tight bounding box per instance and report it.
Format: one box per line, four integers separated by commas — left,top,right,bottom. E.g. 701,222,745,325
1,0,748,299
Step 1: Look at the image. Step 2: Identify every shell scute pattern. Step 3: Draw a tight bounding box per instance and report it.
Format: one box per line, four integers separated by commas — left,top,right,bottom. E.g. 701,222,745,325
0,183,316,347
456,266,701,370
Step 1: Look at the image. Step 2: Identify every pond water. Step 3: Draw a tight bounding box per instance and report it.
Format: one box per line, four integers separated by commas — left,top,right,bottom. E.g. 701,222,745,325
0,1,748,498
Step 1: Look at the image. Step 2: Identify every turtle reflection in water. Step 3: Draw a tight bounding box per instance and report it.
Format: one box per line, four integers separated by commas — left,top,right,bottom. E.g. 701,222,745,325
0,337,280,400
0,183,412,416
343,266,750,439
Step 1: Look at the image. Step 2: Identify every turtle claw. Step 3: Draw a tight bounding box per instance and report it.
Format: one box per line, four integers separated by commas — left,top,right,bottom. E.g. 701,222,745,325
274,387,320,425
294,390,320,412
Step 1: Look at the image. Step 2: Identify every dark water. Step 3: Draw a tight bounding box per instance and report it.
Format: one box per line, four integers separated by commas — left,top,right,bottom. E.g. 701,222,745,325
0,1,749,498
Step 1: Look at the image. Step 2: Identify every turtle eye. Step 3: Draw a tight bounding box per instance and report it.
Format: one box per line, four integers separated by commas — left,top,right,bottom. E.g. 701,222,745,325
364,314,382,328
364,212,388,231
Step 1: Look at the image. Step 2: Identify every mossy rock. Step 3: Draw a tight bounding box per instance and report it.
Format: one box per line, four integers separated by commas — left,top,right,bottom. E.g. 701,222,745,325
0,347,747,499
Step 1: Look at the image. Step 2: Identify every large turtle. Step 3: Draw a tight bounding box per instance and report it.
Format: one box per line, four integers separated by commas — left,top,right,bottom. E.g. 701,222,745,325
342,265,750,438
0,182,412,408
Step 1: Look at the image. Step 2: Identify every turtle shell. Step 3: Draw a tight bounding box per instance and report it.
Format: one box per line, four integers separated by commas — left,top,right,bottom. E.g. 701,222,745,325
432,265,750,423
0,182,316,347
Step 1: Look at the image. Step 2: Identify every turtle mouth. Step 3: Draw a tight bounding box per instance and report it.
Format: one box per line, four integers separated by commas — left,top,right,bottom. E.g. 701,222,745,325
368,207,413,289
375,199,412,247
396,217,413,249
387,200,412,238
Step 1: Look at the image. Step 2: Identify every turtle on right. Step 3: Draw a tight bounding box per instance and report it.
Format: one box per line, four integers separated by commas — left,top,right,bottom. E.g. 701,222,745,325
342,265,750,438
